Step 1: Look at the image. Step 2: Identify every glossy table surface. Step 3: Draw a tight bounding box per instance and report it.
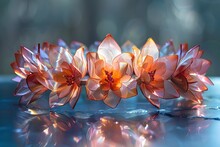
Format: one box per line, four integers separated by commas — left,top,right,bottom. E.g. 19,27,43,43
0,76,220,147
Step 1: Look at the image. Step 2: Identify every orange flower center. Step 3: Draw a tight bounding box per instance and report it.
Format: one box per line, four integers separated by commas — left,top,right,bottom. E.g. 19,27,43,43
64,75,78,86
104,70,114,83
148,70,156,82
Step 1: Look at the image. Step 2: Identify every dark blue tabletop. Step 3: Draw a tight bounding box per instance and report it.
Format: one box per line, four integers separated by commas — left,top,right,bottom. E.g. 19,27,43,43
0,76,220,147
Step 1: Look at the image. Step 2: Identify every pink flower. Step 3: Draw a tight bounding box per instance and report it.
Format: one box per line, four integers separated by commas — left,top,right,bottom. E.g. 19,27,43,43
86,34,137,108
133,38,179,108
171,44,213,103
11,46,53,105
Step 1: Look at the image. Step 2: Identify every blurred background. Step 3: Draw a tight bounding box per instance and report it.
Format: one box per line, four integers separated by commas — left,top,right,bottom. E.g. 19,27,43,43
0,0,219,76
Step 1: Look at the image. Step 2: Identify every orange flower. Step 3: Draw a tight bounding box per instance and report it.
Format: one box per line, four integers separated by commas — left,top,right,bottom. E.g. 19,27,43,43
49,46,87,108
133,38,179,108
171,44,213,103
86,34,137,108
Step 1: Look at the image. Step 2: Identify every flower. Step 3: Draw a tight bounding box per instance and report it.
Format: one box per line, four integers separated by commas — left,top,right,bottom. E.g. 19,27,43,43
86,34,137,108
49,45,87,108
11,46,53,105
133,38,179,108
171,44,213,103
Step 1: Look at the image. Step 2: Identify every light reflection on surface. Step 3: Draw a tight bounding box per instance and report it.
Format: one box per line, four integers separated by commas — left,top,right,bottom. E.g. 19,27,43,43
15,108,217,147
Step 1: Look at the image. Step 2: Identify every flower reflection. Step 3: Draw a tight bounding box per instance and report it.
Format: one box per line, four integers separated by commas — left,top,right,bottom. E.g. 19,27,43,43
87,114,164,147
16,110,211,146
16,112,86,147
16,111,166,147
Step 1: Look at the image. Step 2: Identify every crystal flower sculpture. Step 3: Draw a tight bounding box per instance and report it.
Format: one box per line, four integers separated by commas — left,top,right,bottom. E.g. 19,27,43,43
11,34,213,109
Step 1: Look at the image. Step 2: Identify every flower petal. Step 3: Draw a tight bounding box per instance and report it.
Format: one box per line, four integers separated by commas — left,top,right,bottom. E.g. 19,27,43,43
113,53,134,75
156,55,178,79
141,38,159,61
104,90,121,108
114,78,137,98
163,80,180,98
73,47,87,77
69,86,81,108
49,91,69,108
86,78,108,100
140,84,160,108
172,74,188,92
98,34,121,64
86,52,100,78
132,46,141,77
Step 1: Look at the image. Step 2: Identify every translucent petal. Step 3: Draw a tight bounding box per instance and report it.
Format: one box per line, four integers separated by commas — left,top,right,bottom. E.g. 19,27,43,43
121,40,136,52
86,52,100,79
156,55,178,79
141,38,159,61
104,90,121,108
140,84,160,108
98,34,121,64
114,78,137,98
73,47,87,77
113,53,133,75
163,80,180,98
69,86,81,108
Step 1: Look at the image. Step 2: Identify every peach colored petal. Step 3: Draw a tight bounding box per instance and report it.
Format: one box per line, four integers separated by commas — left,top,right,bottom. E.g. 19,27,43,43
26,74,45,92
172,74,188,92
142,55,154,71
58,85,72,98
163,80,180,98
156,55,178,79
112,53,134,75
113,62,128,79
95,60,105,79
190,59,211,75
49,91,70,108
69,86,81,108
140,84,160,108
86,86,108,100
86,52,100,79
120,75,131,83
10,62,27,78
132,46,141,77
103,90,121,108
152,62,166,81
73,47,87,77
114,78,137,98
189,80,208,92
86,78,100,91
141,38,159,61
194,75,214,85
98,34,121,64
86,78,108,100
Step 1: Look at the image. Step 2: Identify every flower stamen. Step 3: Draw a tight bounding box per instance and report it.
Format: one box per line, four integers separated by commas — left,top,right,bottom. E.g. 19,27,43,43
148,70,156,82
104,71,114,83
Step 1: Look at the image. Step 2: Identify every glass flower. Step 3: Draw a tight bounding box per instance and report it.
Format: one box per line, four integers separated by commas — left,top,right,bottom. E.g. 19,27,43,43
171,44,214,103
11,46,53,105
86,34,137,108
49,45,87,108
133,38,179,108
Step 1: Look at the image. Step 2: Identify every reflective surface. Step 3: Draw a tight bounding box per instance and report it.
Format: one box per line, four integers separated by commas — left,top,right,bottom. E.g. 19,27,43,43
0,76,220,147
